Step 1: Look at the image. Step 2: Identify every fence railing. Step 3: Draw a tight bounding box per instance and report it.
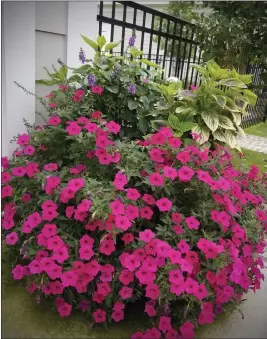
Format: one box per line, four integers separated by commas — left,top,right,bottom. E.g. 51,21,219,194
97,1,266,127
241,64,267,128
97,1,202,87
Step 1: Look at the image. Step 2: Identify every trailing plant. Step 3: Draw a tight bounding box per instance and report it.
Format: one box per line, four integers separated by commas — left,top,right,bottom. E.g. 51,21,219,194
2,102,267,338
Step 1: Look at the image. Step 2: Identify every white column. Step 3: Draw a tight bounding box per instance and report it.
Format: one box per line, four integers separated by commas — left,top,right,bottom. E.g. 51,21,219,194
2,2,36,157
67,1,98,69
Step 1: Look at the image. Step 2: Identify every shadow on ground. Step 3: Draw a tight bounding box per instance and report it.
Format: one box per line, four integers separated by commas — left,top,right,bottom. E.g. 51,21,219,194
2,253,267,339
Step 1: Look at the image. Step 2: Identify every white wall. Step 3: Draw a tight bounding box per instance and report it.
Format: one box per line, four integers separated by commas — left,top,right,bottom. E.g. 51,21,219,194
35,2,68,125
2,2,36,156
67,1,98,69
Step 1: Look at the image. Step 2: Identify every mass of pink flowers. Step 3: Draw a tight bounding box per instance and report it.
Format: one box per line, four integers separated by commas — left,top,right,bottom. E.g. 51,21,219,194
2,109,267,339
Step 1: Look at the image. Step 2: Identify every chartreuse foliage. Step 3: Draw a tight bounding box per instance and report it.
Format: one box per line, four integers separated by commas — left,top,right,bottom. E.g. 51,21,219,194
153,60,257,150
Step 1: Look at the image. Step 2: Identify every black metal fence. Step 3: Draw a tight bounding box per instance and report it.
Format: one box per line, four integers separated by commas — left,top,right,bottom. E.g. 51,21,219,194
241,64,267,128
97,1,202,87
97,1,266,127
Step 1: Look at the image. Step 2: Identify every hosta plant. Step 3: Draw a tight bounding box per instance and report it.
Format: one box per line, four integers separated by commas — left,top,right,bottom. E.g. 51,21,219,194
155,60,258,150
2,100,267,338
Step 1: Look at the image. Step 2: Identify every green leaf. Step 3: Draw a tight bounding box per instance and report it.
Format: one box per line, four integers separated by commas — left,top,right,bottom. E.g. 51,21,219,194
97,35,107,49
67,74,82,83
167,114,181,130
212,94,226,107
128,99,139,111
35,79,57,86
224,130,236,148
58,66,68,80
151,120,166,130
138,119,149,134
105,85,119,93
140,58,160,68
201,112,219,132
104,41,121,51
139,96,150,110
191,64,209,78
218,78,247,89
129,46,143,59
180,121,197,132
218,115,235,130
231,112,242,126
243,89,257,106
213,130,227,143
192,125,210,144
80,35,98,51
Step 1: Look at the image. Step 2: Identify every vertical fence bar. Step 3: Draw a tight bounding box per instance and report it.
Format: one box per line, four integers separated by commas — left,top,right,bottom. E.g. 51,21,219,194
174,24,184,79
140,11,146,53
184,27,195,88
190,44,198,86
98,1,103,36
195,49,202,86
110,1,116,54
120,3,127,55
168,22,177,78
156,17,163,64
162,19,170,78
180,27,189,84
148,14,155,70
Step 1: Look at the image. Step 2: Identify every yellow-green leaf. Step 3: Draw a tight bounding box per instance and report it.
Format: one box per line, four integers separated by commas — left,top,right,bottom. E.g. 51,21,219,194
201,112,219,132
81,35,98,51
104,41,121,51
218,115,235,130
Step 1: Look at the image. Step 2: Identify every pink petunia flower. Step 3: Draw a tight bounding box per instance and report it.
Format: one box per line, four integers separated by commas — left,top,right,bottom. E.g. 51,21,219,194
156,198,172,212
185,216,200,230
148,172,164,186
93,308,106,323
126,188,141,201
5,232,18,245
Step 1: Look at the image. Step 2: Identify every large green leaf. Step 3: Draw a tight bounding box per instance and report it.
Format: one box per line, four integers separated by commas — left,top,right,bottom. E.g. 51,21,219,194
218,78,247,89
128,99,139,111
192,125,210,145
67,74,82,83
213,130,226,143
138,119,149,134
167,114,181,130
201,112,219,132
105,85,119,94
97,35,107,49
218,115,235,130
104,41,121,51
80,35,98,51
191,64,209,78
212,94,226,107
243,89,257,106
140,58,160,68
224,130,236,148
129,47,143,59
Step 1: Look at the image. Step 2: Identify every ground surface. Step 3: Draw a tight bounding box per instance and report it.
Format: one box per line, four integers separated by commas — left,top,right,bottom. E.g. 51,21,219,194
2,123,267,339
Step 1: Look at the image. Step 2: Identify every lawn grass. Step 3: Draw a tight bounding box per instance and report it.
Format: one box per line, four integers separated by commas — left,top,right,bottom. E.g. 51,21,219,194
244,122,267,138
231,147,267,172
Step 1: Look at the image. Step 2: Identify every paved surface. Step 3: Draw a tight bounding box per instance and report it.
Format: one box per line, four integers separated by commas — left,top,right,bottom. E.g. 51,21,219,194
237,134,267,154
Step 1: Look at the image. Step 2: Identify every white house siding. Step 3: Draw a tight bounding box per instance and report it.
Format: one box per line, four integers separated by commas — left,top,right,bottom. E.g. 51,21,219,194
2,2,36,156
35,2,68,125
